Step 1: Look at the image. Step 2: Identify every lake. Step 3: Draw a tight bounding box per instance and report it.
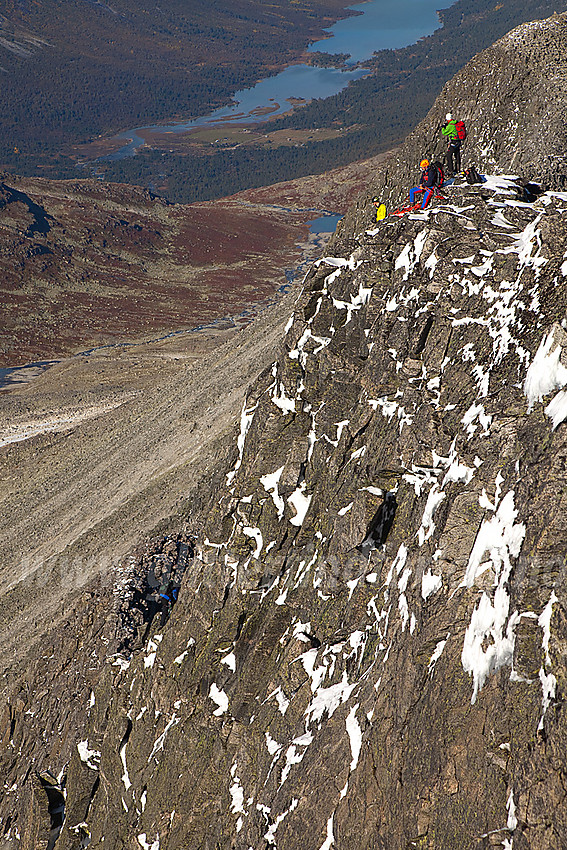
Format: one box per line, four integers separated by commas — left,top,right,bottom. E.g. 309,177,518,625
101,0,447,161
309,0,448,62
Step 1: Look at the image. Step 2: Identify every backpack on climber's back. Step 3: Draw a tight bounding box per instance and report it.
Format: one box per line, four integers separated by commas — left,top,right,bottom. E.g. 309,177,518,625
431,161,445,187
456,120,467,141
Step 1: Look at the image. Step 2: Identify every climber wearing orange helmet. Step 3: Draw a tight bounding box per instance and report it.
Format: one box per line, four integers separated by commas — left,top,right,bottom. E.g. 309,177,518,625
409,159,444,209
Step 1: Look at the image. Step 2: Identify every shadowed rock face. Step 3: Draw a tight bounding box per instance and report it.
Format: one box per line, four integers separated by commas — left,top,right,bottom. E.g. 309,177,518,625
2,13,567,850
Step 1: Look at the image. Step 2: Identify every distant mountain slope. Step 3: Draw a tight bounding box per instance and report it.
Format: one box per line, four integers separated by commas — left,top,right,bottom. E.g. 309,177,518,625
0,150,390,367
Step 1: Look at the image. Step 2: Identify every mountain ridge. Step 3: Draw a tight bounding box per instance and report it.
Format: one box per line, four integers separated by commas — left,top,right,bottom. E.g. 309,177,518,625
2,11,567,850
352,12,567,222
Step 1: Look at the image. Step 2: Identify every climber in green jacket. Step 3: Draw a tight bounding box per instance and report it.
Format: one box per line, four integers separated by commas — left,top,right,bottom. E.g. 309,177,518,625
442,112,461,176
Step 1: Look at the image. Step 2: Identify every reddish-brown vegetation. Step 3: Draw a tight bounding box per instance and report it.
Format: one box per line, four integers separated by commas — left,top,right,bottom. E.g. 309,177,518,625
0,150,391,367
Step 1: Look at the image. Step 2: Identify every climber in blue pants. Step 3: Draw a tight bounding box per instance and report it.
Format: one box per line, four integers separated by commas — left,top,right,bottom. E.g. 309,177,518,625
409,159,443,209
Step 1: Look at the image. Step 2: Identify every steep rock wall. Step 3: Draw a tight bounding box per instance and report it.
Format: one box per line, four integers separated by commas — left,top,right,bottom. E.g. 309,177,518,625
3,12,567,850
54,183,567,849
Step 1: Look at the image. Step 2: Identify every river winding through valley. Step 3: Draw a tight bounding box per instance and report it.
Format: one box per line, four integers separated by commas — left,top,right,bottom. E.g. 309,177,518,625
3,1,448,391
100,0,445,161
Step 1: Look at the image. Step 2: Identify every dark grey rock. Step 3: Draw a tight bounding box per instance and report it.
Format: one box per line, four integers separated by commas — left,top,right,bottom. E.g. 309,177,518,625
3,11,567,850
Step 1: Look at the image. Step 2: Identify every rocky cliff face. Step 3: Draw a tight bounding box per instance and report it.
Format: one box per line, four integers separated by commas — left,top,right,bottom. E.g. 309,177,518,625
2,12,567,850
351,12,567,220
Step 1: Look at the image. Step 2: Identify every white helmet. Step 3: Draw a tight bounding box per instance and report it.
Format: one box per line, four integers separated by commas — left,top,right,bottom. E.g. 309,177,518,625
446,112,453,120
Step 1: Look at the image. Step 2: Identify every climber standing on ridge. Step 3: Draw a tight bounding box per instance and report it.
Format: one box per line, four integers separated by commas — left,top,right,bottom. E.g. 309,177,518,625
441,112,463,176
408,159,444,209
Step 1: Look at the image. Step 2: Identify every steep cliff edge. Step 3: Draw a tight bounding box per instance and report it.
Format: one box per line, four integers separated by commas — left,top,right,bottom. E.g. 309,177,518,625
2,12,567,850
349,12,567,222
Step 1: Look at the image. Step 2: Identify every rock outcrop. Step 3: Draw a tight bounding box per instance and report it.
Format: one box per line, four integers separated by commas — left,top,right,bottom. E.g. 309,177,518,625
2,12,567,850
353,12,567,220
